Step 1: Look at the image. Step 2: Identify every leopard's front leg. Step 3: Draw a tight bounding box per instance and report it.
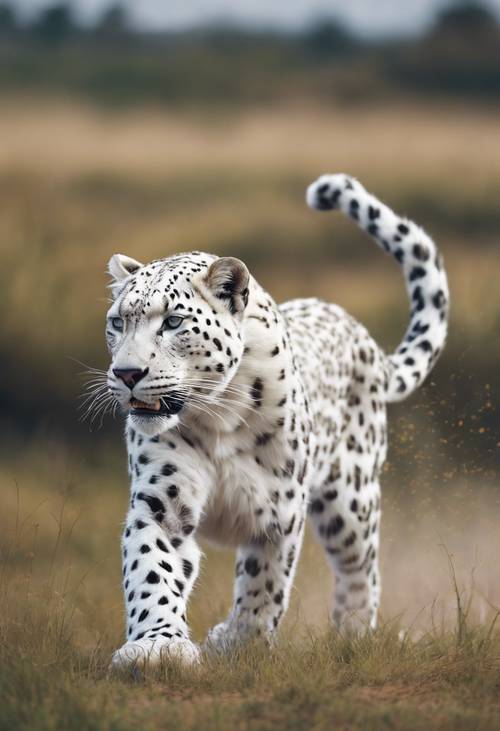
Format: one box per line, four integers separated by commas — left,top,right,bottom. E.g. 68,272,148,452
111,430,212,671
207,503,306,651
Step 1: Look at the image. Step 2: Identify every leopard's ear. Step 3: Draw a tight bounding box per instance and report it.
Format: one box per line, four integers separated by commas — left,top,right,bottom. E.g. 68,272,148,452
108,254,143,282
205,257,250,316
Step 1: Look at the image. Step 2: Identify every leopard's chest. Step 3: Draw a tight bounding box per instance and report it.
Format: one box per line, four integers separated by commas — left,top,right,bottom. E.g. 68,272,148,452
198,448,298,547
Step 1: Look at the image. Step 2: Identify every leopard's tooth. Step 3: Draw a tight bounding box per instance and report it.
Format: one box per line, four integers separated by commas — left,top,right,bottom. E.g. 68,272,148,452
130,398,162,411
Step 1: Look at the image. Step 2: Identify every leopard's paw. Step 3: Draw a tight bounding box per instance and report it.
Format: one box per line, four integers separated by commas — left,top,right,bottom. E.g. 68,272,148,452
110,636,200,675
205,619,265,655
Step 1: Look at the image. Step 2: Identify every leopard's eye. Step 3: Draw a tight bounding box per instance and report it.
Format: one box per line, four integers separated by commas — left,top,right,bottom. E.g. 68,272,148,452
162,315,184,331
111,317,124,331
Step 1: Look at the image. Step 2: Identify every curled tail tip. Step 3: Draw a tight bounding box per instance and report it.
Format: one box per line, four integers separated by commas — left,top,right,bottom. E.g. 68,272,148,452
306,173,356,212
306,171,449,403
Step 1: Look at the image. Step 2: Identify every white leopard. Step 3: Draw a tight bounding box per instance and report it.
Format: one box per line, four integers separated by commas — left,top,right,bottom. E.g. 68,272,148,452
104,174,449,670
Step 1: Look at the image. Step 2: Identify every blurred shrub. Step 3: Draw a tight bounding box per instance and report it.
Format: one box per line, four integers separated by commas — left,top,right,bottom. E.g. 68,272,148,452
32,2,75,45
0,2,15,35
389,2,500,96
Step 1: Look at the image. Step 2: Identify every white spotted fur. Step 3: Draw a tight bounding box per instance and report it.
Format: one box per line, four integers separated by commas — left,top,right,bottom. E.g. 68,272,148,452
105,174,449,671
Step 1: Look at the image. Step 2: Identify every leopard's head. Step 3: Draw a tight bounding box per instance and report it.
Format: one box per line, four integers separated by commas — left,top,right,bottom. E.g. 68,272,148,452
106,251,250,436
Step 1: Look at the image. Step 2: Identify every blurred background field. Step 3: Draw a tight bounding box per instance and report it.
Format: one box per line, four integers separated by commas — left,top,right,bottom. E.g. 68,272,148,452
0,1,499,728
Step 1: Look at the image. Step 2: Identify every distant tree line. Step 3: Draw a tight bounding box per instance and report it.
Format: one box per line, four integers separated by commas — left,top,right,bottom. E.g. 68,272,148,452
0,0,498,103
0,0,497,44
0,2,128,41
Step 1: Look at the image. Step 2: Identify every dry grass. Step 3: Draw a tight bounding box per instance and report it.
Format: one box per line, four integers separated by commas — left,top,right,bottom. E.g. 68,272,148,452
1,445,499,730
1,98,500,185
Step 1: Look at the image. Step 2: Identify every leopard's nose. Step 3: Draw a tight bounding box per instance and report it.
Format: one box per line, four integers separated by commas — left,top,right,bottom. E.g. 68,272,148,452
113,367,149,389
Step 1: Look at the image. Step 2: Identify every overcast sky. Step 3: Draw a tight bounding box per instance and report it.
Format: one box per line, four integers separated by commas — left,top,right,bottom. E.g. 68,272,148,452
13,0,500,37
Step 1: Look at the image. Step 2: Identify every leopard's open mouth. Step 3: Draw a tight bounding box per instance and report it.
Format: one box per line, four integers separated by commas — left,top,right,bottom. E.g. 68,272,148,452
129,394,185,417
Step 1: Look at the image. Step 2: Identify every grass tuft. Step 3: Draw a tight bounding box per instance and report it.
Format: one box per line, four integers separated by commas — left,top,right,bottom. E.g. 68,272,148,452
1,534,499,730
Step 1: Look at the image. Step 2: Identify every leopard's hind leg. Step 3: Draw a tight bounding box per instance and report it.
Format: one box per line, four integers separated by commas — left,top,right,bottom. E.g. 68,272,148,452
308,395,386,634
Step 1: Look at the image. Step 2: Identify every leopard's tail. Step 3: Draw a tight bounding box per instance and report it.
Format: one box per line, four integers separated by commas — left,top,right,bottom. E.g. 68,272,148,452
306,173,449,403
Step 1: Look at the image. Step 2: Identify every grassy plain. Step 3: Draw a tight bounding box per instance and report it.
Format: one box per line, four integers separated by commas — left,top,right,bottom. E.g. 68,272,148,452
0,97,499,729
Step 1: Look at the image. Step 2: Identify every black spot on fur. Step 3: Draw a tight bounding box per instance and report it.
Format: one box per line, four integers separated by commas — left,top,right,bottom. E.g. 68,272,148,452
409,266,426,282
167,484,179,499
432,290,446,309
325,515,345,538
137,492,165,519
250,377,264,407
156,538,169,552
161,464,177,477
418,339,433,353
310,499,324,513
244,557,261,577
412,244,429,261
